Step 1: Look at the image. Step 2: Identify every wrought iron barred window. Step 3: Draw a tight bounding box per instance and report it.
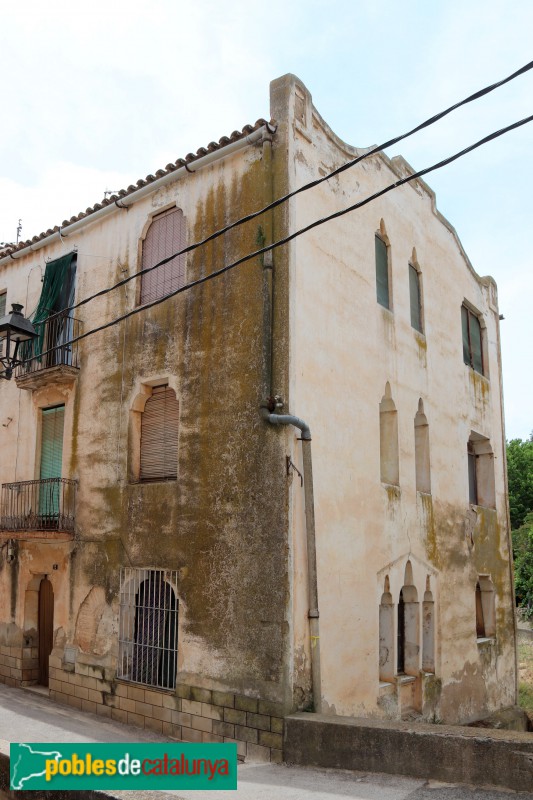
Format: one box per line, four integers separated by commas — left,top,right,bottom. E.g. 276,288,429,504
118,568,178,690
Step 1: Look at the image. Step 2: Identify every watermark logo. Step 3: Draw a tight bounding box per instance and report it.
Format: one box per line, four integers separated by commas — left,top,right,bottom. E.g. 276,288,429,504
11,742,237,790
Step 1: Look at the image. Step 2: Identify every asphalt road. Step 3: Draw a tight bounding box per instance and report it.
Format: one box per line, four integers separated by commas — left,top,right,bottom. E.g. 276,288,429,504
0,683,532,799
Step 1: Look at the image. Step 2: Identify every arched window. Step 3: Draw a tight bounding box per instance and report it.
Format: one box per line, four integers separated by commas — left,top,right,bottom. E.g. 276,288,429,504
397,589,405,673
140,207,187,305
380,383,399,486
119,568,178,689
409,253,423,333
379,576,394,682
476,576,495,639
140,386,179,481
375,220,391,309
414,399,431,494
398,562,419,676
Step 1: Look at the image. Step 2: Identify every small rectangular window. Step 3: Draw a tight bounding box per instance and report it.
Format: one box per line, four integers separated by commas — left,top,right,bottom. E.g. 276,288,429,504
461,304,483,374
375,235,390,309
409,265,422,333
468,443,478,505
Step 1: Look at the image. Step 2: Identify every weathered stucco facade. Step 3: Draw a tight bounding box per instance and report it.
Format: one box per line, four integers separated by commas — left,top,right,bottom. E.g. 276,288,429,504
0,74,517,758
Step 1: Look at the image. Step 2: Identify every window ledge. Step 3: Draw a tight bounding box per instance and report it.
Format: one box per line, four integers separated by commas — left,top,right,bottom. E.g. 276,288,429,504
116,677,175,694
465,365,489,382
382,483,401,500
396,674,416,685
476,637,495,645
129,478,178,485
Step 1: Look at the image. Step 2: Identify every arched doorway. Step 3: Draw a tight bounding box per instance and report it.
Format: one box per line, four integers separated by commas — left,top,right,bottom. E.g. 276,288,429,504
130,571,178,689
38,577,54,686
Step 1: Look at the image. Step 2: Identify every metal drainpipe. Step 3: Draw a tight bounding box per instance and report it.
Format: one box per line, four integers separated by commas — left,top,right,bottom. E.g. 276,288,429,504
262,411,322,713
261,129,274,399
259,129,322,714
494,306,519,704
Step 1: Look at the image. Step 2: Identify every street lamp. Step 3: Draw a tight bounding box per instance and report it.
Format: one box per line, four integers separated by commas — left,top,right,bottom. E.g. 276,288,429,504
0,304,38,380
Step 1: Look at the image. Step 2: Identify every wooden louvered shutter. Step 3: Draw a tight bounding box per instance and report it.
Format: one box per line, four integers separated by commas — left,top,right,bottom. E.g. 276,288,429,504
39,406,65,518
40,406,65,480
140,386,179,481
140,208,187,305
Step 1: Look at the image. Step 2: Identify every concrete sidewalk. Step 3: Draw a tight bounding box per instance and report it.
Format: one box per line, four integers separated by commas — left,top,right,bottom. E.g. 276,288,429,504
1,683,532,799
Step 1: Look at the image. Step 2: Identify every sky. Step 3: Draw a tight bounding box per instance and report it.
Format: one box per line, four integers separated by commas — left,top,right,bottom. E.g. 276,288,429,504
0,0,531,439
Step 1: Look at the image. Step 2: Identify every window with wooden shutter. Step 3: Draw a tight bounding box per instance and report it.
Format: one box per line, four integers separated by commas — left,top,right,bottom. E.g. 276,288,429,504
39,405,65,518
140,208,187,305
140,386,179,481
461,303,484,374
375,235,390,309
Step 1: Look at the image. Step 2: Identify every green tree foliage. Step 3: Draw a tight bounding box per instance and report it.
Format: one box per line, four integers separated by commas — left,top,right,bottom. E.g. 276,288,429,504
513,512,533,615
507,434,533,530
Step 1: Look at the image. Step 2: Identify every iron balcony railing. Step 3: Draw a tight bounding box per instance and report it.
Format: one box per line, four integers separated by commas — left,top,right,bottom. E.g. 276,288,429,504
15,313,82,378
0,478,77,532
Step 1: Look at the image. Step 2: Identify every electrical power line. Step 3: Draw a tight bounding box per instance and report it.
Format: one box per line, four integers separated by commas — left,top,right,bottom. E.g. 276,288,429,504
42,58,533,322
31,110,533,364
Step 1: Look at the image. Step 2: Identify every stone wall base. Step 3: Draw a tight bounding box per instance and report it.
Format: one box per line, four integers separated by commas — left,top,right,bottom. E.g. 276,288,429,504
284,712,533,793
49,657,284,763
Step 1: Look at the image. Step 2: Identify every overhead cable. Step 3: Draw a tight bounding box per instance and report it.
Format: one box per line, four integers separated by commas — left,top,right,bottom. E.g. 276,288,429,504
43,58,533,321
32,111,533,363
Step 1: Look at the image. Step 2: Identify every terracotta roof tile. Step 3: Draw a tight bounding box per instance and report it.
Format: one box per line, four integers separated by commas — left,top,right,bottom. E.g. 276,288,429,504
0,118,273,259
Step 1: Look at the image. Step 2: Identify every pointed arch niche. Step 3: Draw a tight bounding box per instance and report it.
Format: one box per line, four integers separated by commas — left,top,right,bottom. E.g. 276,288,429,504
414,399,431,494
422,576,435,673
380,382,399,486
379,576,394,682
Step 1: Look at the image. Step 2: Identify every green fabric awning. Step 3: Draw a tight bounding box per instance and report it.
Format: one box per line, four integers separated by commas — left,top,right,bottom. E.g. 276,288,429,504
30,252,77,360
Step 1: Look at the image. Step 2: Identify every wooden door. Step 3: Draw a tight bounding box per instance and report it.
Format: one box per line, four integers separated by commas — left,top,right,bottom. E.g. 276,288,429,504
38,577,54,686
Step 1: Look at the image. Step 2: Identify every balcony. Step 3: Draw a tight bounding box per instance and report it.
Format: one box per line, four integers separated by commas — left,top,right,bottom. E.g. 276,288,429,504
14,313,82,390
0,478,77,540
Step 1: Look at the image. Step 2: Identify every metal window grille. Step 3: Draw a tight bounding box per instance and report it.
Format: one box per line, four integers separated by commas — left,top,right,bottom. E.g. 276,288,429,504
118,568,178,690
140,207,187,305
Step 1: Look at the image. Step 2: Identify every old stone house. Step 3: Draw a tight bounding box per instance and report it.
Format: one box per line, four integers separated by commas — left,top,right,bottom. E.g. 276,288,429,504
0,74,517,760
